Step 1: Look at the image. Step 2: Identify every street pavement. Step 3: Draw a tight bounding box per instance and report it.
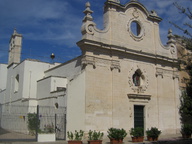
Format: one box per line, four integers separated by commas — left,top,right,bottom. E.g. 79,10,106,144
1,133,192,144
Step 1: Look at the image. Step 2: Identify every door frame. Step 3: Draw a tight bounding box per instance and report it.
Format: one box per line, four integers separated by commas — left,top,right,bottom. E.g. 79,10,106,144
133,104,146,131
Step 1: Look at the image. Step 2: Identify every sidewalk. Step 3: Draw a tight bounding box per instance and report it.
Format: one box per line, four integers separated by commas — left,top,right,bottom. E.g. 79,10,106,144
1,134,192,144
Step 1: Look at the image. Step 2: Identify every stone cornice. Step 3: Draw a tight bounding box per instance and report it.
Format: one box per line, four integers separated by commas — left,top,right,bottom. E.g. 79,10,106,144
81,55,121,72
77,39,179,66
156,68,179,79
127,94,151,100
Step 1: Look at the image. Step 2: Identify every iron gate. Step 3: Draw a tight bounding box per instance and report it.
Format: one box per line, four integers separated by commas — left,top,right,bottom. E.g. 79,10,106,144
0,104,66,142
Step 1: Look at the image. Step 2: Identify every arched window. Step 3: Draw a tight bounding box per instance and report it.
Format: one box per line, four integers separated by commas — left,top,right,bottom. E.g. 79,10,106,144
133,71,140,86
132,69,144,86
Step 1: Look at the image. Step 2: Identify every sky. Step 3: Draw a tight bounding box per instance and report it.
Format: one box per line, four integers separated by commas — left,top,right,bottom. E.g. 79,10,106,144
0,0,191,64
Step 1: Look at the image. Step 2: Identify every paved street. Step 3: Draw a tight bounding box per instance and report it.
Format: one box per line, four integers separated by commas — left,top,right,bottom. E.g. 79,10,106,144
1,129,192,144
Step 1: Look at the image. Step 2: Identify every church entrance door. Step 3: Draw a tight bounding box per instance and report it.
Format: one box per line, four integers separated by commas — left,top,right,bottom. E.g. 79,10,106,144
134,105,144,129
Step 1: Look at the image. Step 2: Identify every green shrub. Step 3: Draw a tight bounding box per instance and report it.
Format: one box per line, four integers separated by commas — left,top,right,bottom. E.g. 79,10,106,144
67,130,84,140
146,127,161,138
130,127,144,137
88,130,104,140
181,124,192,135
107,127,127,140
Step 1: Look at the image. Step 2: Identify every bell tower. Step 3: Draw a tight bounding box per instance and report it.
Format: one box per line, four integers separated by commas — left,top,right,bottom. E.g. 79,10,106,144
8,29,22,66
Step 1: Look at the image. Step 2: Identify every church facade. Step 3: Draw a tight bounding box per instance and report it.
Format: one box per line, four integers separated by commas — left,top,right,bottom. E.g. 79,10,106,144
0,0,180,137
73,0,180,134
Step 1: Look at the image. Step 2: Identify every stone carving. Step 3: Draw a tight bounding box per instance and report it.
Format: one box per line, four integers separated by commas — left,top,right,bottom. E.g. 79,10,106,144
81,1,109,36
107,0,120,3
150,10,158,16
84,23,95,35
83,2,93,22
81,56,96,68
128,67,149,93
81,2,96,35
170,43,176,54
110,60,121,72
167,29,177,55
156,68,164,78
156,68,179,79
81,56,120,71
173,71,179,79
132,8,139,18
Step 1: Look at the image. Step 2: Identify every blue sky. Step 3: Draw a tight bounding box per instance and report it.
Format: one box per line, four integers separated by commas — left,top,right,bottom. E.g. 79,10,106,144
0,0,191,64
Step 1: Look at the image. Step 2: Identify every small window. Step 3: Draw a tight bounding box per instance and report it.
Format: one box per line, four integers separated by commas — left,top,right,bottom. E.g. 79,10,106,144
14,74,19,92
57,87,66,91
55,103,59,109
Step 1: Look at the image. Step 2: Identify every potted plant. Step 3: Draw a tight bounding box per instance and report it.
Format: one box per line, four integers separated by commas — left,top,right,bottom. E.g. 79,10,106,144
181,124,192,138
37,123,56,142
146,127,161,141
67,130,84,144
107,127,127,143
88,130,104,144
129,127,144,142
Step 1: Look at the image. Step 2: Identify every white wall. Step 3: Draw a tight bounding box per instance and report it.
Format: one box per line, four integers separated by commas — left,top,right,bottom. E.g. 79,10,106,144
0,64,8,104
45,57,82,80
1,60,52,105
0,60,55,132
0,64,8,91
37,76,67,107
66,71,85,133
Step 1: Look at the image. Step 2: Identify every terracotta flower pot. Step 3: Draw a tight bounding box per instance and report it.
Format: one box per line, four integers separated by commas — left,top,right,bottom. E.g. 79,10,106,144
110,138,123,143
88,140,102,144
182,134,191,139
147,136,158,141
131,136,144,142
68,140,83,144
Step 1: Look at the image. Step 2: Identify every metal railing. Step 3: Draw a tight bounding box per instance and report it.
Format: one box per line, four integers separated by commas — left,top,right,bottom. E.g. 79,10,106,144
0,104,66,142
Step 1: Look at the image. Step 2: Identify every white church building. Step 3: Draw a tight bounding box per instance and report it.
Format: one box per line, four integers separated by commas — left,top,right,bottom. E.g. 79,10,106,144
0,0,181,137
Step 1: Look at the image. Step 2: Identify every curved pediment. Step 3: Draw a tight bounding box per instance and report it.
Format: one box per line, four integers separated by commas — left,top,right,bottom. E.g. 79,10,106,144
78,1,177,61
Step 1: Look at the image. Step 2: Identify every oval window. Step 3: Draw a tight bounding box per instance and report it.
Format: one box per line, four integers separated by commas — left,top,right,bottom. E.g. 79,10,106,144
131,21,141,36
